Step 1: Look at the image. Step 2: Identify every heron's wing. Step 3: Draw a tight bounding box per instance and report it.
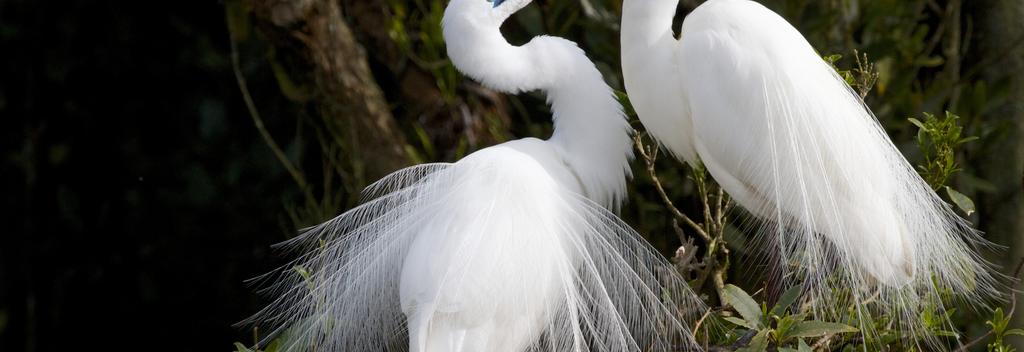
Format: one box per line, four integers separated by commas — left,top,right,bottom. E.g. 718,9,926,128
672,0,997,343
245,145,705,352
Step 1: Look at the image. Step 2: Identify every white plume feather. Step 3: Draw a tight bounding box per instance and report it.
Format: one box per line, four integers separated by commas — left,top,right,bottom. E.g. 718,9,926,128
248,147,704,351
245,0,707,350
623,0,1000,346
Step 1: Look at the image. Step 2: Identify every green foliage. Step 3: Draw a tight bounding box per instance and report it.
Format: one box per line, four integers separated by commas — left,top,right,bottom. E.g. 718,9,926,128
722,284,764,330
389,0,461,102
987,308,1024,352
824,51,880,98
909,111,976,190
722,285,857,351
909,111,978,215
232,327,282,352
946,186,977,216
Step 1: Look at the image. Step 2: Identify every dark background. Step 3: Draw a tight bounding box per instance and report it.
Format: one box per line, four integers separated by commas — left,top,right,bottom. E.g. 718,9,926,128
2,0,1022,350
1,1,292,349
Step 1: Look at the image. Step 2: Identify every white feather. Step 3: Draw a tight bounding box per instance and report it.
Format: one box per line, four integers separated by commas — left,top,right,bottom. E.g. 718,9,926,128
247,0,705,350
622,0,998,345
249,144,703,351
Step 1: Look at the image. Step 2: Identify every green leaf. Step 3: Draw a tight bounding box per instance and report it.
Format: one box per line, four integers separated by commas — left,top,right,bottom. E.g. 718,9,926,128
1005,329,1024,337
294,265,314,290
993,308,1007,323
788,321,859,338
824,54,843,64
293,266,312,282
917,55,945,67
958,136,980,144
908,117,927,131
774,313,807,343
614,90,637,118
771,286,803,317
264,338,280,352
412,124,436,160
798,339,812,352
724,284,764,328
725,316,758,330
233,342,254,352
737,329,771,352
945,187,976,216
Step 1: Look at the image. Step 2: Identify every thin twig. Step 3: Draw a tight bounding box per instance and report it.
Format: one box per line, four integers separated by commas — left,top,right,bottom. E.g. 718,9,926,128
700,177,713,235
852,50,879,99
229,25,315,203
693,308,715,337
633,135,710,241
714,187,726,233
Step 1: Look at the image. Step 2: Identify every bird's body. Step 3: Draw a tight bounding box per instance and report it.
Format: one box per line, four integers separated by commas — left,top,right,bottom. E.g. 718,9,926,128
250,0,702,351
398,140,586,352
622,0,996,343
624,0,915,285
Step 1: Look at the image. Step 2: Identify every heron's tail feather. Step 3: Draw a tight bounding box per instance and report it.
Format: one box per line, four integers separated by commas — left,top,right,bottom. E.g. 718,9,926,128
673,1,999,348
754,48,1001,347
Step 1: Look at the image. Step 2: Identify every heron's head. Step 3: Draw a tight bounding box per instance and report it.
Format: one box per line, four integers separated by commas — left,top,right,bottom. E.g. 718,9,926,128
444,0,533,27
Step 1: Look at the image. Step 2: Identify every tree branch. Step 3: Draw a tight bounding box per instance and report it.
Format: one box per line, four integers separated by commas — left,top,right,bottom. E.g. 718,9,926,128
633,134,710,241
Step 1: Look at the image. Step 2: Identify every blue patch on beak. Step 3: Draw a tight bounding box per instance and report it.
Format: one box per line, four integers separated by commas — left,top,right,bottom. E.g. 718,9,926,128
489,0,505,8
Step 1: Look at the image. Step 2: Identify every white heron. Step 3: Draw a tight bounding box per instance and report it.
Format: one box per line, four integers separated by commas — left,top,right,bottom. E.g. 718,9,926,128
248,0,704,351
621,0,998,345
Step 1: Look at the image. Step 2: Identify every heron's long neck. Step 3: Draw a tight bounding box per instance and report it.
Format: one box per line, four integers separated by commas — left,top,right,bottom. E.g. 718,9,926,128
621,0,679,49
545,50,633,209
619,0,700,164
443,13,633,208
621,0,679,85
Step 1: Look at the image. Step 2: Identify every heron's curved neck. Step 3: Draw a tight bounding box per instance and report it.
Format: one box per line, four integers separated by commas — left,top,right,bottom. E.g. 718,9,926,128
442,10,632,208
620,0,700,165
442,17,543,93
544,47,633,208
622,0,679,48
621,0,679,83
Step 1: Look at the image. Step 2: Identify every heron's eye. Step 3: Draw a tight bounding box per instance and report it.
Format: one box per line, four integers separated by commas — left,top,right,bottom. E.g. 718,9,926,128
488,0,506,8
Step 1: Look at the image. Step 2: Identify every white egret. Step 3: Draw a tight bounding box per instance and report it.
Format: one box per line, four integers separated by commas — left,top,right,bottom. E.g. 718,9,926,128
248,0,703,351
622,0,997,345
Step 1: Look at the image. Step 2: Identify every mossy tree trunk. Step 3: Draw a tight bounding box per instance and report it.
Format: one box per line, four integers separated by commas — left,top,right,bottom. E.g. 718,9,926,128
252,0,412,182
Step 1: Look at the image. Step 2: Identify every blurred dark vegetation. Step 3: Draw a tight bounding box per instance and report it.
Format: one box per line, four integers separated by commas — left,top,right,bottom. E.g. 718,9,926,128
1,0,1021,351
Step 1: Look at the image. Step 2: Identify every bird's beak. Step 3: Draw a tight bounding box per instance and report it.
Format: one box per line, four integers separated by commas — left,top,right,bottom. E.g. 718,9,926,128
488,0,505,8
